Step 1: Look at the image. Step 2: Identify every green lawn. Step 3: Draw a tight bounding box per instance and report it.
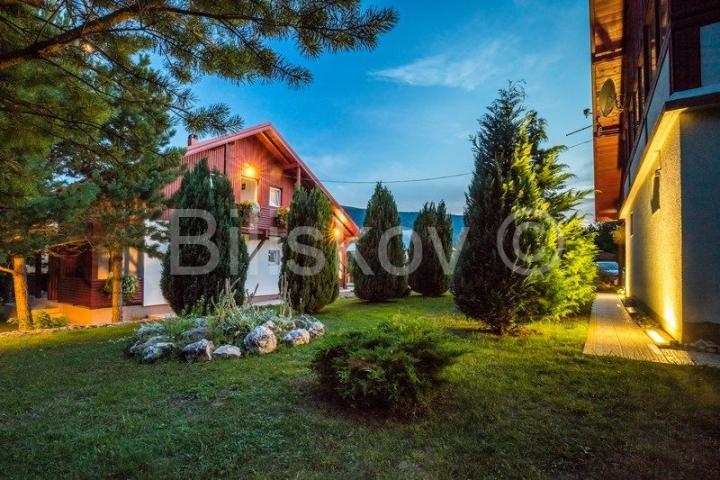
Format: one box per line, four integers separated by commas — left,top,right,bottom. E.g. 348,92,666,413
1,296,719,479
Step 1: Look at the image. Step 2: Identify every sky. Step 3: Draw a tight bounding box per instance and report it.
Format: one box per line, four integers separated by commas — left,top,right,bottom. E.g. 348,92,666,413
172,0,594,217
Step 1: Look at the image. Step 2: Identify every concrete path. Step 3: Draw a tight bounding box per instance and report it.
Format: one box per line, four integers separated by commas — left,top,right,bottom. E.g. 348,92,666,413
584,293,720,368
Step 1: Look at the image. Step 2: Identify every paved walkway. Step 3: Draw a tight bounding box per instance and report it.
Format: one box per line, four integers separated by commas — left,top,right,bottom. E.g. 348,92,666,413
584,293,720,368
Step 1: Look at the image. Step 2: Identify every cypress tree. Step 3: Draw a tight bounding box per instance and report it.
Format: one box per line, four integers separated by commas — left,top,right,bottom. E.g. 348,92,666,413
280,188,339,314
452,85,556,334
409,201,453,296
526,113,598,317
160,159,249,313
351,183,408,301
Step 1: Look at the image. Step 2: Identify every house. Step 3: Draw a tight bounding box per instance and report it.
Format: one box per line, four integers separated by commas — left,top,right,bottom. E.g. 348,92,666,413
46,123,360,324
590,0,720,342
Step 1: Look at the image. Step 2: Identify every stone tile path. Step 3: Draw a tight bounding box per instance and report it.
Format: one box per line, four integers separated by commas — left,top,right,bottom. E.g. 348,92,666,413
583,293,720,368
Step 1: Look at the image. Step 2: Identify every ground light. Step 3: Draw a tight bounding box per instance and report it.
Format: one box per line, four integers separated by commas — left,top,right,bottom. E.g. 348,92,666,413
646,329,670,346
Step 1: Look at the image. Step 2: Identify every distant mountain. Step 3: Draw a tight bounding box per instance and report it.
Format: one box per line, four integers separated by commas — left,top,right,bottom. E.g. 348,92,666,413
342,206,465,244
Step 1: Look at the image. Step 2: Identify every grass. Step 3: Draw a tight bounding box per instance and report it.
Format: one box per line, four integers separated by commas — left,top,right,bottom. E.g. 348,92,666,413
1,296,719,479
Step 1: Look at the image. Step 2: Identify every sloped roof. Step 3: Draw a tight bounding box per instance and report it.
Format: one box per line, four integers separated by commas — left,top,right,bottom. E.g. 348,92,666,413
187,122,360,237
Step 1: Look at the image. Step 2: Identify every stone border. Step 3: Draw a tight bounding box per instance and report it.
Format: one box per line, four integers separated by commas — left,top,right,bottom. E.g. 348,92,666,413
0,317,155,339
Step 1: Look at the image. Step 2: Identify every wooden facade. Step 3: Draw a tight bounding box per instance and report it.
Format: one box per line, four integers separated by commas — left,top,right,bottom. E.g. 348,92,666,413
49,123,359,310
591,0,720,221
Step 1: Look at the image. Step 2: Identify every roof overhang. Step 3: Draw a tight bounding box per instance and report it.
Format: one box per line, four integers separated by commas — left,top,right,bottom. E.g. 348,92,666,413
590,0,624,222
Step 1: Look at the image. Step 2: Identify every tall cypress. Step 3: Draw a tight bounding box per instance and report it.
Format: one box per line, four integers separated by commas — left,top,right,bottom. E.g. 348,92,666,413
160,159,249,313
409,201,453,296
351,183,408,301
281,187,339,314
452,85,555,334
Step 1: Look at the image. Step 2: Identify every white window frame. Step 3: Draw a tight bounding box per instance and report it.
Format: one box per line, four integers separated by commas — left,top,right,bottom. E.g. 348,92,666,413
269,187,282,208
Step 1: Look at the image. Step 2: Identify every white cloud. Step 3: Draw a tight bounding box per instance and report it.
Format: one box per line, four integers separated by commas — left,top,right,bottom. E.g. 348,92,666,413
369,40,506,91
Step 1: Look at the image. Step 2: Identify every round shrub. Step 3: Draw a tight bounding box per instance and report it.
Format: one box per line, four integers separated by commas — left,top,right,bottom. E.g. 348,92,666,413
312,319,462,415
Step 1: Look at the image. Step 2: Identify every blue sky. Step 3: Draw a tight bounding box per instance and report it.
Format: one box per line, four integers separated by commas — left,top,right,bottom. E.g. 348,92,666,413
172,0,594,216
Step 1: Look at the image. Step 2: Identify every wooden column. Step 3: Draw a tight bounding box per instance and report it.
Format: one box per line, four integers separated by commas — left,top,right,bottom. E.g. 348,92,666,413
295,166,301,188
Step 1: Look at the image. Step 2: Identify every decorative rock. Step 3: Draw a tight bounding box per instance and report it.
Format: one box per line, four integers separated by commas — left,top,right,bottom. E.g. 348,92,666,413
128,335,170,356
181,339,214,362
213,344,242,359
243,326,277,354
307,321,326,338
180,326,209,341
136,323,165,338
283,328,311,347
261,320,277,332
141,342,175,363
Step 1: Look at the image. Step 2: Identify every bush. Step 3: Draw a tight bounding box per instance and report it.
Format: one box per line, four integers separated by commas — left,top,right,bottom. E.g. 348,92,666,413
103,274,139,302
312,318,462,414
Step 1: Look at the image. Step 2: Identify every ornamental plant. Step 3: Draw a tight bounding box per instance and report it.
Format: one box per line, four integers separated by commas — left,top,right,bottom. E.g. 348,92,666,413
312,318,463,415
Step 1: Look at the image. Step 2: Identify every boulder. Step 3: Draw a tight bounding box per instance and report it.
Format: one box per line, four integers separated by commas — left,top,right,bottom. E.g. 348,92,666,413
243,326,277,354
307,321,326,338
180,326,209,342
136,323,165,338
181,339,214,362
128,335,170,357
213,344,242,359
283,328,311,347
261,320,277,332
141,342,175,363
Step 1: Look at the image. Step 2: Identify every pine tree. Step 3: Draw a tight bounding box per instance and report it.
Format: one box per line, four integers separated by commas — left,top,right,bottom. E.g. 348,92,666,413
281,188,339,314
452,84,557,334
351,183,408,301
160,159,249,313
0,2,397,178
408,201,453,296
55,66,184,323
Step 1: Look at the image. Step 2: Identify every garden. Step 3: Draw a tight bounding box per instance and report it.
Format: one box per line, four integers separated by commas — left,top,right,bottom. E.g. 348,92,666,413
2,295,720,479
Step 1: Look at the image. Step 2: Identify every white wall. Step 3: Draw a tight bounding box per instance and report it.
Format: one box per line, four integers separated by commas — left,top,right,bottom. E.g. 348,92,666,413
245,237,283,297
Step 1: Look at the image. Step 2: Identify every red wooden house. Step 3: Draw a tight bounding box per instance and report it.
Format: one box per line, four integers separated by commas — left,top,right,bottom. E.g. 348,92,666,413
46,123,359,324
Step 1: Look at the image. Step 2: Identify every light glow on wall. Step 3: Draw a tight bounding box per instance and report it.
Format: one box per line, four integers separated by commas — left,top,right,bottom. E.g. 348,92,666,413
243,164,257,178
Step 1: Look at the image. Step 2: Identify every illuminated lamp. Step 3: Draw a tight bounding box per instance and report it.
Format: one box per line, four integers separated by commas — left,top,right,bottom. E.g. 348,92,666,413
243,164,257,178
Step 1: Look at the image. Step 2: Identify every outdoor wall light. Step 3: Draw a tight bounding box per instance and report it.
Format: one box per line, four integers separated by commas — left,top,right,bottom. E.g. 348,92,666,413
646,329,669,346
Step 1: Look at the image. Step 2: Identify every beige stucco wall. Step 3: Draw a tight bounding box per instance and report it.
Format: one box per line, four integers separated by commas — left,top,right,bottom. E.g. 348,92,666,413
622,117,683,340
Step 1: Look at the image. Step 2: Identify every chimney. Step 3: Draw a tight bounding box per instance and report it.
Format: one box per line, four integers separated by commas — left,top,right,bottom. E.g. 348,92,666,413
187,134,198,146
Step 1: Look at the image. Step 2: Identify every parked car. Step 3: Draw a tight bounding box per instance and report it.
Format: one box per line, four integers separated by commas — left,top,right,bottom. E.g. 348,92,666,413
596,261,620,286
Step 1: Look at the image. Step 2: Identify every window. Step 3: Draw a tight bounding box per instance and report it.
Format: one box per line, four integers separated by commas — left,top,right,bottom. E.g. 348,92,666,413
268,249,281,265
269,187,282,207
701,22,720,86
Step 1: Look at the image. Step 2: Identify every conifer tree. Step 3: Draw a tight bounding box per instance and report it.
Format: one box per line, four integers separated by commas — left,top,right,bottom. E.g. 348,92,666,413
351,183,408,301
452,85,557,333
526,113,598,317
160,159,248,313
409,201,453,296
55,67,184,322
280,188,339,314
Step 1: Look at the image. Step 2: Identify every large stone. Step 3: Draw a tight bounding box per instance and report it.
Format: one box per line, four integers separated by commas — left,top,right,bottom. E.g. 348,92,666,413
181,339,214,362
136,323,165,338
128,335,170,357
283,328,311,347
180,326,209,342
307,321,326,338
141,342,175,363
243,326,277,354
213,344,242,359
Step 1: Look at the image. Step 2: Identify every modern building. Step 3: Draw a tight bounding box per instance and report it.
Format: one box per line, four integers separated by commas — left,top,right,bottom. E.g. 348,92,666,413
590,0,720,342
44,123,359,323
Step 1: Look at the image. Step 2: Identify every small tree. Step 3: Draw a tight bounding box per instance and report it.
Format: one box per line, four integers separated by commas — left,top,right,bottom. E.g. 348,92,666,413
351,183,408,301
409,201,453,296
161,159,249,313
281,188,339,313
